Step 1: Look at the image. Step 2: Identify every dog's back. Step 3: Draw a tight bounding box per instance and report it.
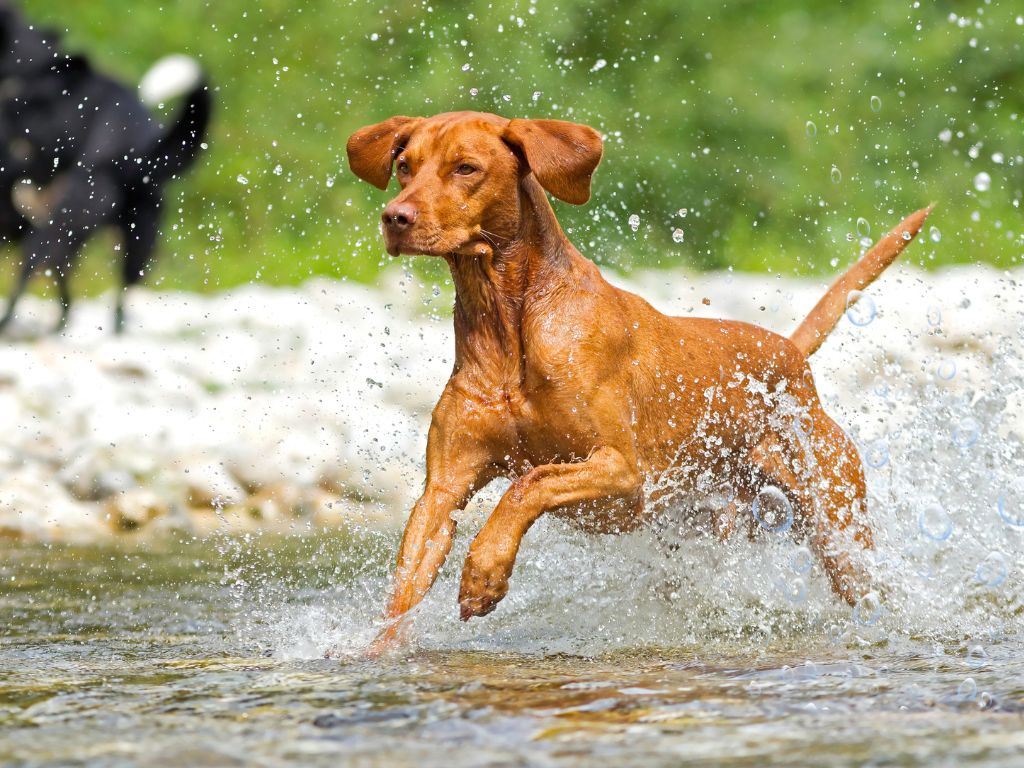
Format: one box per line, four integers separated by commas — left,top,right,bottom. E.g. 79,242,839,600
9,58,162,179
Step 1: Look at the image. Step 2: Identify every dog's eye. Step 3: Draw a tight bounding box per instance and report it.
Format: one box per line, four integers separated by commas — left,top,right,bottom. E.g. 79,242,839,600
454,163,477,176
396,161,410,175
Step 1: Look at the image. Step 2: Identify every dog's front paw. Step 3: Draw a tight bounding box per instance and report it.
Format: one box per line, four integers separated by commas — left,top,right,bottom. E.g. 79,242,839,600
458,548,512,621
363,619,407,658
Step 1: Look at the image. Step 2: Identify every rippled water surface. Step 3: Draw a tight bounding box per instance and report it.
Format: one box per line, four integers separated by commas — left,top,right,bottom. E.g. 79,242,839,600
2,537,1022,767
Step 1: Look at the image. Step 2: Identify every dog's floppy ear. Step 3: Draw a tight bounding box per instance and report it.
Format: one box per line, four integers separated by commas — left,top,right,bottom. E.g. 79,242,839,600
502,119,603,205
346,116,422,190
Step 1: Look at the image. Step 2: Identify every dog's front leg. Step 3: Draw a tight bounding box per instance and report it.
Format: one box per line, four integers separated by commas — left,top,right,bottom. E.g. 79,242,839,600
368,392,501,654
370,465,492,653
458,446,642,620
368,477,480,656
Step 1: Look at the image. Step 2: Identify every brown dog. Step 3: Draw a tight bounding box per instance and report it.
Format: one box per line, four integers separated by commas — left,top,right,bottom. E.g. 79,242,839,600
346,111,930,651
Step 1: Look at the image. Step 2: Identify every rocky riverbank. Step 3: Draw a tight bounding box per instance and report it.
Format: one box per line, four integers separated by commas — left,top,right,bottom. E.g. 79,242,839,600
0,264,1019,542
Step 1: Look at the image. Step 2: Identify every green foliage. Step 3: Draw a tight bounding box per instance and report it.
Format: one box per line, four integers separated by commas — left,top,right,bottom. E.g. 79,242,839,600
19,0,1024,293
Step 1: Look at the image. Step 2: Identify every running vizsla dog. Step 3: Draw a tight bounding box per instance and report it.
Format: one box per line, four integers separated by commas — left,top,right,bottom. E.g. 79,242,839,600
346,111,930,650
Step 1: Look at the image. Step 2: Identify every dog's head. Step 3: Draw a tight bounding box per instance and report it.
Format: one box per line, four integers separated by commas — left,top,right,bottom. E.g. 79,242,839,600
346,111,602,258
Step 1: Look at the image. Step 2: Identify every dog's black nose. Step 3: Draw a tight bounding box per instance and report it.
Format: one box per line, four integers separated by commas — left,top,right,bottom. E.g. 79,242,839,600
382,202,417,232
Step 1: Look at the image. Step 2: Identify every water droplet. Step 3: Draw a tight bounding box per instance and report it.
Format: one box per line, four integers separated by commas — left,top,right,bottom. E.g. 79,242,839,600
628,214,640,232
905,542,935,581
326,176,335,188
996,489,1024,528
936,359,957,380
965,645,988,668
830,165,842,183
845,290,876,327
973,172,991,192
856,217,871,237
236,174,249,186
929,226,941,242
926,305,942,326
864,440,889,468
853,592,882,626
793,410,814,438
805,120,817,138
273,164,283,176
901,230,912,241
790,546,814,574
752,485,794,533
869,95,882,112
677,208,688,218
952,417,980,449
918,503,953,541
975,551,1007,587
827,623,848,644
671,228,685,243
591,58,607,72
781,576,807,604
958,677,977,701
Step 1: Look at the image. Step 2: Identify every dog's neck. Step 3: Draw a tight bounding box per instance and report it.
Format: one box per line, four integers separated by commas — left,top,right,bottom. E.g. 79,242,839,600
446,177,574,385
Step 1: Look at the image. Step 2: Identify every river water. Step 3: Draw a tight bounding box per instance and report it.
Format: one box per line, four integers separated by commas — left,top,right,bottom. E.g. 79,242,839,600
2,527,1021,767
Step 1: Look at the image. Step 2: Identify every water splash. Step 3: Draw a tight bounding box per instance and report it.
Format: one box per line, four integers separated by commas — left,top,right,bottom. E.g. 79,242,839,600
226,279,1024,661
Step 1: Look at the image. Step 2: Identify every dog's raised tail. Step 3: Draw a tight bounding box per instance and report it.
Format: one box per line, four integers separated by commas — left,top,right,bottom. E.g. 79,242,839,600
790,204,934,358
139,55,212,184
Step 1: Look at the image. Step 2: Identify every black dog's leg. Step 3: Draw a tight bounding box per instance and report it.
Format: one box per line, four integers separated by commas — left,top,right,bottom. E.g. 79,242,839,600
116,199,161,333
0,226,78,334
0,169,121,334
55,270,72,332
0,173,30,247
0,254,35,332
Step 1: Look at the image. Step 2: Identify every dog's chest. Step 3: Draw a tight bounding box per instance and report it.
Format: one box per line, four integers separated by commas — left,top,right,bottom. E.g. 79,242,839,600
498,370,608,465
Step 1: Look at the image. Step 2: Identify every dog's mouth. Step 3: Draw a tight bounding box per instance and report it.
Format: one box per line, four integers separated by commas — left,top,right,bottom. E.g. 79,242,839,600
382,233,439,258
382,225,492,259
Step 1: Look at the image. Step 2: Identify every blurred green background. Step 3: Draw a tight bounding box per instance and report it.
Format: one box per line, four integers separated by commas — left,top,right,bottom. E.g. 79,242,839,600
17,0,1024,293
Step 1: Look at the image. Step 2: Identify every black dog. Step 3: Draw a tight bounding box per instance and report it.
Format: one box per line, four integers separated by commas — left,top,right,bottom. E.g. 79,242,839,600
0,3,211,332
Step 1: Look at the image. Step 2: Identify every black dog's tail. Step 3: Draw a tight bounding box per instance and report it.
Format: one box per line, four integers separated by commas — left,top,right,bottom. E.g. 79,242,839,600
139,55,212,184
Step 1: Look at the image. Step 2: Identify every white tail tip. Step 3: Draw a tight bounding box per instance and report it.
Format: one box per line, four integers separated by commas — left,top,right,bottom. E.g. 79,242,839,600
139,54,202,105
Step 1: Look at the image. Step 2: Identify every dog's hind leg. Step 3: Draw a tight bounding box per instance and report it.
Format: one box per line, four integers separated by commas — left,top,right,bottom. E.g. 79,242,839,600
55,269,72,332
0,256,31,333
742,412,873,606
0,173,30,247
803,408,873,606
116,200,161,333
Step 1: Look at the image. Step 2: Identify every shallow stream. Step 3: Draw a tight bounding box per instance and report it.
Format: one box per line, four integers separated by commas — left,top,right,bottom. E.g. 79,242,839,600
2,529,1021,767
